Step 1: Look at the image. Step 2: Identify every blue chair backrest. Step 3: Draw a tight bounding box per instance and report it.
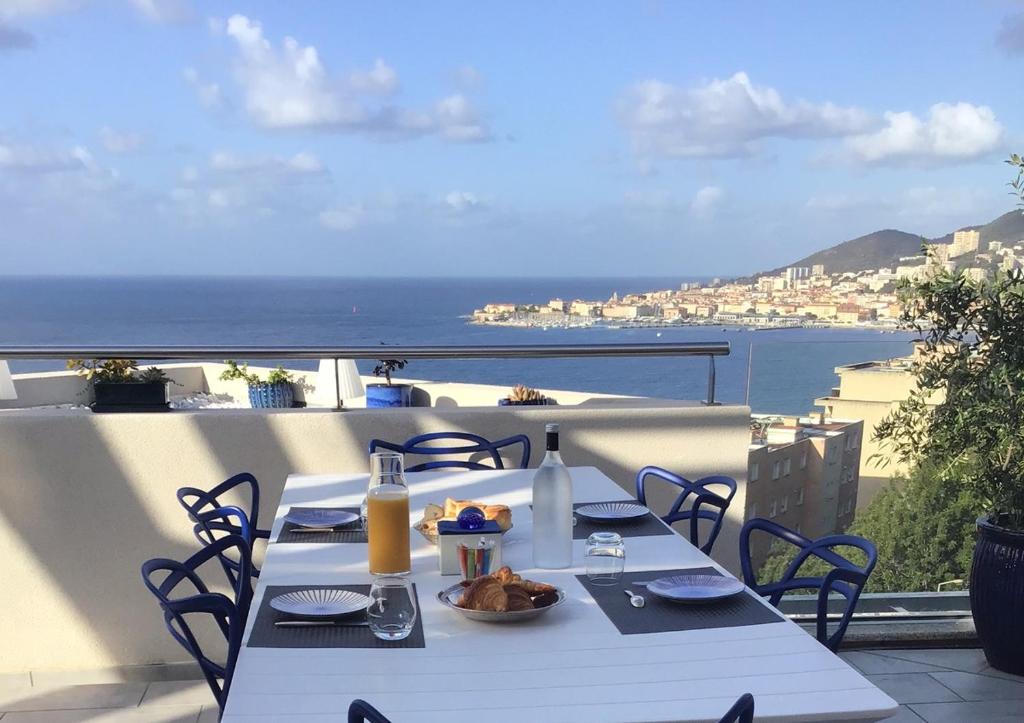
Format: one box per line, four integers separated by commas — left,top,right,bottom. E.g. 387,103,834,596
635,466,737,555
368,432,531,472
739,518,877,651
177,472,269,540
192,505,259,590
349,699,392,723
141,535,252,714
719,693,755,723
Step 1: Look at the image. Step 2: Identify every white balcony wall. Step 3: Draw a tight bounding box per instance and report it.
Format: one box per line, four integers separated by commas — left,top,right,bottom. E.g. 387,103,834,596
0,380,749,673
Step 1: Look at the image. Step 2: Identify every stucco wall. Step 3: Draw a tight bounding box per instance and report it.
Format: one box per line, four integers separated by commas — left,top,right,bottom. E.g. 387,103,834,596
0,400,750,673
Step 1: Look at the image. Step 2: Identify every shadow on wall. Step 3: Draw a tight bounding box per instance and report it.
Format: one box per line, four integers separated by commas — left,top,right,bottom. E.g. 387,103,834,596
0,402,749,672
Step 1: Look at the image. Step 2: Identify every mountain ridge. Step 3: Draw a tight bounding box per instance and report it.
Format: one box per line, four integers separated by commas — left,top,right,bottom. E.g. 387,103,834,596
751,210,1024,279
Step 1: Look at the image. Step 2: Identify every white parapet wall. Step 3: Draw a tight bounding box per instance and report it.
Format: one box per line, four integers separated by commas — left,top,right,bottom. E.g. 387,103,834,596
0,368,750,673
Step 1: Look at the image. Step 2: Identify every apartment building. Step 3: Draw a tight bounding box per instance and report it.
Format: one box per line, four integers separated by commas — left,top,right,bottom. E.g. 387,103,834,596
745,415,863,570
814,346,942,509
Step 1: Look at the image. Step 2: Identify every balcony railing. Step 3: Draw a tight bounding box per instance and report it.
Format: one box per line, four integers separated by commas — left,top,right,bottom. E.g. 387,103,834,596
0,341,731,406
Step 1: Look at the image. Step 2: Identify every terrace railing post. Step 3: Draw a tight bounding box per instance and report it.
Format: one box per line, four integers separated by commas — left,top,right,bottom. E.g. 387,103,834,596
704,355,719,406
333,357,342,411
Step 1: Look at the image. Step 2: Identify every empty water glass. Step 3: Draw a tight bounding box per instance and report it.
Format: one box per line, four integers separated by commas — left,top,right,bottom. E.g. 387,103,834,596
586,532,625,585
367,576,417,641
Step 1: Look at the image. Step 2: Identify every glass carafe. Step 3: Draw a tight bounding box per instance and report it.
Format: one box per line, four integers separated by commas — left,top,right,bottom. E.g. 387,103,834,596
366,452,411,575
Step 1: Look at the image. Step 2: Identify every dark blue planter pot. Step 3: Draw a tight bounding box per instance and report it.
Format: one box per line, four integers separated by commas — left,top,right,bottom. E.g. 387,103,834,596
248,381,294,409
498,397,551,406
366,383,413,408
970,515,1024,675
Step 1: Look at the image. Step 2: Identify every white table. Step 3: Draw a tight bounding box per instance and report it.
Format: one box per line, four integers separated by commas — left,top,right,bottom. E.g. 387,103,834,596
223,467,898,723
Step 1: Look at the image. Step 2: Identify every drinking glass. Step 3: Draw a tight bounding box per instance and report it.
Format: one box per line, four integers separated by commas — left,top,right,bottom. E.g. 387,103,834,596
367,575,418,641
585,532,625,585
366,452,411,575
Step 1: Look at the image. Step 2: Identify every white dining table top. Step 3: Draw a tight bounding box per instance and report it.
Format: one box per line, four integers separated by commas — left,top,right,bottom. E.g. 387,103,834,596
222,466,898,723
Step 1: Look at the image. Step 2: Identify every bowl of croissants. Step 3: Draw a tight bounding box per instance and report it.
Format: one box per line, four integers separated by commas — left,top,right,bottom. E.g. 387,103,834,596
437,566,564,623
414,498,513,544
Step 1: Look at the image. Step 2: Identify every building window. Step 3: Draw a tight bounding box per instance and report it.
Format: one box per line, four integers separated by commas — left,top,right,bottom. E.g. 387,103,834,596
800,450,807,469
769,500,778,518
780,495,789,513
749,462,759,482
783,458,792,476
772,461,781,480
796,487,804,505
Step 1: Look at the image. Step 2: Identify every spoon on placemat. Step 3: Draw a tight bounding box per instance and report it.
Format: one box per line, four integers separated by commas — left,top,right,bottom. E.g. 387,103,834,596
623,589,646,608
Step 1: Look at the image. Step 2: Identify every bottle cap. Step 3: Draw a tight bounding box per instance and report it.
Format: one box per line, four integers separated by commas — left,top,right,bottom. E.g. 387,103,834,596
545,422,559,433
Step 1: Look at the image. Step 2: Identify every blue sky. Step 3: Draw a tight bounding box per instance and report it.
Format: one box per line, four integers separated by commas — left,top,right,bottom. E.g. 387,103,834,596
1,0,1023,276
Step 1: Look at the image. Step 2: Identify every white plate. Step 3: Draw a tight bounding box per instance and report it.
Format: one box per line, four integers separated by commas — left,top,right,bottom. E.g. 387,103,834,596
283,508,359,529
575,502,650,522
269,589,369,618
437,583,565,623
645,574,745,603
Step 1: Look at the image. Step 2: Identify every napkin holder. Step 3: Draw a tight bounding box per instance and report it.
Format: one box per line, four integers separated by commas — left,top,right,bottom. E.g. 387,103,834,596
437,520,503,576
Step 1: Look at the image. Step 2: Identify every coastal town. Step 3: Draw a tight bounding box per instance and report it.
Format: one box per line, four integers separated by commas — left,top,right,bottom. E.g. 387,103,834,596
471,229,1023,330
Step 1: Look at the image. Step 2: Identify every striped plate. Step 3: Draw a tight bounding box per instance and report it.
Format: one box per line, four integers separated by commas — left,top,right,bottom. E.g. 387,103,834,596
646,574,745,603
575,502,650,521
269,589,369,618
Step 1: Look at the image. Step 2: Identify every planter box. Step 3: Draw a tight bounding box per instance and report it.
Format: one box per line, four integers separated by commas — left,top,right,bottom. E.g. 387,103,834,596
498,397,553,406
91,382,170,413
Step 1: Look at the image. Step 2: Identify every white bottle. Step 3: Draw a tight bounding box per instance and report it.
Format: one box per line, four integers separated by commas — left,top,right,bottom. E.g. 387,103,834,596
532,423,573,569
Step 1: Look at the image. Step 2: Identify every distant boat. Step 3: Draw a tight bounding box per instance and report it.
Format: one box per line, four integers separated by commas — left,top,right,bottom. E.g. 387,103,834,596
656,332,662,337
352,306,357,313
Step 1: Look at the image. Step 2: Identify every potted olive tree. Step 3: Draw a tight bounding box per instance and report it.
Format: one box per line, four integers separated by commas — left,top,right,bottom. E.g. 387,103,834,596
220,360,296,409
366,359,413,408
875,156,1024,674
67,358,174,412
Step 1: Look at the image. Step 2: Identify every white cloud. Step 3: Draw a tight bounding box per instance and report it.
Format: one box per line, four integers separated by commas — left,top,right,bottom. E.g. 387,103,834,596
207,150,326,176
843,103,1004,165
690,186,723,218
618,72,872,158
0,0,80,20
99,126,144,154
199,14,490,142
349,58,398,94
130,0,194,24
183,67,224,109
444,190,483,214
319,204,364,231
0,142,94,173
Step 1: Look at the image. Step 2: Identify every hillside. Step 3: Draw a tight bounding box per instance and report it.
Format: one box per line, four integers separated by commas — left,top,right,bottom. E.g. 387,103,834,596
754,210,1024,279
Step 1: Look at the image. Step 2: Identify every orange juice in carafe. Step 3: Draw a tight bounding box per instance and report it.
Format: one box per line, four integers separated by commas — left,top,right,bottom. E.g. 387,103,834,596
367,485,411,574
366,451,411,575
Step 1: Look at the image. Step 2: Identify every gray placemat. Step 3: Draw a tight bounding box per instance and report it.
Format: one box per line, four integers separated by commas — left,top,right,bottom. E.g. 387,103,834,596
247,584,425,649
577,567,785,635
572,501,674,540
276,507,366,544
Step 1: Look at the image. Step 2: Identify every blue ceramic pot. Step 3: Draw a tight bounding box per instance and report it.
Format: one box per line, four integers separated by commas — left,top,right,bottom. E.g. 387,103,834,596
366,383,413,408
248,381,294,409
971,515,1024,674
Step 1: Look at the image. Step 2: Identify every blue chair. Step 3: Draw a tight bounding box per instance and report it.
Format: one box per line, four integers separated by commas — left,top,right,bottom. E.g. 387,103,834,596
348,699,392,723
739,518,877,651
368,432,531,472
719,693,755,722
141,535,252,715
177,473,270,575
635,466,737,555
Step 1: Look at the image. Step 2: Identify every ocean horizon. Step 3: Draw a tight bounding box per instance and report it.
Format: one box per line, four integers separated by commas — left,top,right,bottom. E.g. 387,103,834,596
0,276,917,415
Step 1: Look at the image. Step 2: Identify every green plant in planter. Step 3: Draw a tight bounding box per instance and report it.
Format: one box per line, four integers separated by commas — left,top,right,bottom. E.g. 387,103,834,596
218,360,294,385
66,359,178,411
67,358,139,382
371,359,407,386
871,153,1024,673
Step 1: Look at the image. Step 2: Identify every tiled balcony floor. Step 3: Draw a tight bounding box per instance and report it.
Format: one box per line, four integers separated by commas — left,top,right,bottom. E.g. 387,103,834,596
1,648,1021,721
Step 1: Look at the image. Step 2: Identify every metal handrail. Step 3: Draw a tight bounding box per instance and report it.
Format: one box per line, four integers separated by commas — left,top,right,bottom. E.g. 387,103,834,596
0,342,730,405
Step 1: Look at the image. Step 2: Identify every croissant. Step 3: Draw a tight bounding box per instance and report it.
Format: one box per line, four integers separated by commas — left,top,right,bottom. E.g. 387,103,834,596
457,576,507,612
503,584,534,612
516,578,557,595
492,566,521,585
